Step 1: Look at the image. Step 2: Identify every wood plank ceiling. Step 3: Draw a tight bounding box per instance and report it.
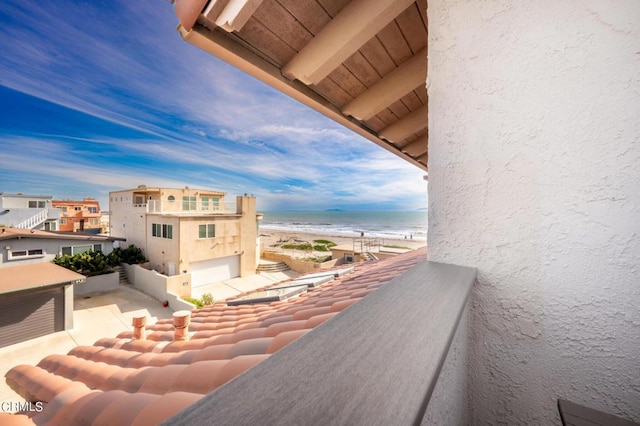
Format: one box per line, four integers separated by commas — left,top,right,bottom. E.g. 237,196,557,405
173,0,428,170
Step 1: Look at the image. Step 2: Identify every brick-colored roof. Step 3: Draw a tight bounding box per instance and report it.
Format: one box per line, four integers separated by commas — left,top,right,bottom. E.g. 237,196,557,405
0,263,85,295
1,248,426,425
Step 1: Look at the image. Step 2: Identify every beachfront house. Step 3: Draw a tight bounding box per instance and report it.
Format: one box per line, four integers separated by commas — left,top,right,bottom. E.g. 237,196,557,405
52,198,102,233
0,192,60,230
109,185,260,288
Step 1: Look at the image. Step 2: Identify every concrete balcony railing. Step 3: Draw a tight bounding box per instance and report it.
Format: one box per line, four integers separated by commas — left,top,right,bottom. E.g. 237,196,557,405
165,261,476,425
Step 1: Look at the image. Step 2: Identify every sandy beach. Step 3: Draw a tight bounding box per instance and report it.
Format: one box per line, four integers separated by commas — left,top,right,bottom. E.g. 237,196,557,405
259,229,426,258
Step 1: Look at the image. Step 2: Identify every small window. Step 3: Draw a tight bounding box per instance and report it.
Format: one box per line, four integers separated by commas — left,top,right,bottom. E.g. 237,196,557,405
58,206,68,212
152,223,173,239
60,218,67,225
168,195,175,202
62,246,72,256
93,244,102,252
199,224,215,238
8,248,45,260
88,207,98,213
183,196,196,211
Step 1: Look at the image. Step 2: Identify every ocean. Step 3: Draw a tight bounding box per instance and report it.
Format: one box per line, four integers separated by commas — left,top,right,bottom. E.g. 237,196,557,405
260,210,428,241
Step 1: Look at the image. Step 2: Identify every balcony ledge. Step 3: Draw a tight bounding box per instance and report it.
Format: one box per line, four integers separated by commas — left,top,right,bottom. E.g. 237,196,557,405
164,260,476,425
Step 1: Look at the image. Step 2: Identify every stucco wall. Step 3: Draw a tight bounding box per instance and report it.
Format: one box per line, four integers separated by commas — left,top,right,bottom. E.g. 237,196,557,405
428,1,640,424
74,271,119,296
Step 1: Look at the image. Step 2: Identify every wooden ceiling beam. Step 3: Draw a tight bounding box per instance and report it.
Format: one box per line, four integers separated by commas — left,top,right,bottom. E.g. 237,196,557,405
179,24,428,171
342,48,427,120
379,105,428,143
206,0,265,32
282,0,415,85
402,134,428,157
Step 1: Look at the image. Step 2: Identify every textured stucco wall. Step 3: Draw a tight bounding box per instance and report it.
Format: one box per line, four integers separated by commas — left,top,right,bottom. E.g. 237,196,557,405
422,306,469,426
427,0,640,424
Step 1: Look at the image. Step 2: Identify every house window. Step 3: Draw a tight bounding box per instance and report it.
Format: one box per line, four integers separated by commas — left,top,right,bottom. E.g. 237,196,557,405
89,218,99,226
202,197,209,210
28,201,46,208
74,206,82,211
8,249,45,260
212,197,220,209
199,224,215,238
58,206,68,213
60,244,102,256
88,207,98,213
60,218,67,225
152,223,173,239
182,196,196,211
168,195,175,202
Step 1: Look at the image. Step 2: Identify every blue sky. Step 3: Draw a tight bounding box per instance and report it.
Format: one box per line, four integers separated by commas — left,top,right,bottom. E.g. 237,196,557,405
0,1,427,211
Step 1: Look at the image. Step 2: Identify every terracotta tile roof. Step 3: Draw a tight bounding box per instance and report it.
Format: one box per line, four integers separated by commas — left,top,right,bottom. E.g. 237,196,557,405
1,247,426,425
0,263,85,294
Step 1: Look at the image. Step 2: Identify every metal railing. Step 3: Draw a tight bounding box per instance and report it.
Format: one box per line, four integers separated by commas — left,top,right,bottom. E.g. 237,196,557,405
15,209,48,229
127,200,238,214
353,237,383,253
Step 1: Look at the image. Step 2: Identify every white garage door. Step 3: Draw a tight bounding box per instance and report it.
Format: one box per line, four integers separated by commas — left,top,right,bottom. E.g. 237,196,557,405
191,255,240,287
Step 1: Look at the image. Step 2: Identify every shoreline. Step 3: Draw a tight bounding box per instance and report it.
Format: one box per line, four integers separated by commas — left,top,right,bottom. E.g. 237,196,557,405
259,228,426,257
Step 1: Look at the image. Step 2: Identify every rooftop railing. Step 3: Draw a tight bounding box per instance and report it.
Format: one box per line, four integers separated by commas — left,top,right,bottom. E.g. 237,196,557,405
164,260,476,425
130,200,238,214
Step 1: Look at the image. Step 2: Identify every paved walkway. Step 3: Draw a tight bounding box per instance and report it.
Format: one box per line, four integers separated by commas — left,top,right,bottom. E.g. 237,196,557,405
190,270,299,301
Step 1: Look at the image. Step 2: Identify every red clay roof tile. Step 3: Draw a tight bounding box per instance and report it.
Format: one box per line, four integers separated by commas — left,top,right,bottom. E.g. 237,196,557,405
2,247,426,425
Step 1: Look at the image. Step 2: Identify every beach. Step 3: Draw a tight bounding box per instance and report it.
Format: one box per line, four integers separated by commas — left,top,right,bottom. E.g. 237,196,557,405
259,229,426,257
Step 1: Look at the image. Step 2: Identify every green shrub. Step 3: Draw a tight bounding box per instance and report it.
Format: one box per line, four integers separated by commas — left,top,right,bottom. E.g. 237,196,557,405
108,245,147,265
183,292,215,309
306,255,332,263
201,292,214,306
313,239,336,247
53,250,111,276
183,297,204,309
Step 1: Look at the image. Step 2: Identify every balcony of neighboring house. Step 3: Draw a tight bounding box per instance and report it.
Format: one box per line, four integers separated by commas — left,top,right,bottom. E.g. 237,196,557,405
145,198,238,215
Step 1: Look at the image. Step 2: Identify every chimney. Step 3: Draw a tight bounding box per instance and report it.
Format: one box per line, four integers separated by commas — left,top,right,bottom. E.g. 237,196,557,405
132,316,147,340
172,310,191,341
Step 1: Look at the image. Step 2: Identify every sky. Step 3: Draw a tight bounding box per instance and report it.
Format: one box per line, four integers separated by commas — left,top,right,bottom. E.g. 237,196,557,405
0,1,427,211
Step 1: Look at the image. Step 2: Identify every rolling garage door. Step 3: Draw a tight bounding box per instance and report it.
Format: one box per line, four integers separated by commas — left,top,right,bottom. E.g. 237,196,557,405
191,255,240,288
0,286,64,348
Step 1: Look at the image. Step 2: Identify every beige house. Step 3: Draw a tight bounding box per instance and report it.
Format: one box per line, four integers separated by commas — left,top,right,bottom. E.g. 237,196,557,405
109,185,259,288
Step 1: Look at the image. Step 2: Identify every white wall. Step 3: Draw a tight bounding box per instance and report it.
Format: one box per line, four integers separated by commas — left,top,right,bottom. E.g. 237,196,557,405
428,0,640,424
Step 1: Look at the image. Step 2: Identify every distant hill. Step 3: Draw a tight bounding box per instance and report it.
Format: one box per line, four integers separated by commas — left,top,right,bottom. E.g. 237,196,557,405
416,208,428,211
325,208,346,212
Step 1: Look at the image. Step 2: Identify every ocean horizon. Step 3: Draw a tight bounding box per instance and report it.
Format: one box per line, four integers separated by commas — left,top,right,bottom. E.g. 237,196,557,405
260,210,427,241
